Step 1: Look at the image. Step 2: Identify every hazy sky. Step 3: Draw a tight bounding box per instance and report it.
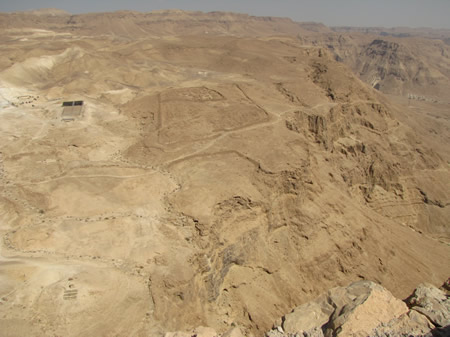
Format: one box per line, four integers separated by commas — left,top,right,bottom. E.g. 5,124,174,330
1,0,449,29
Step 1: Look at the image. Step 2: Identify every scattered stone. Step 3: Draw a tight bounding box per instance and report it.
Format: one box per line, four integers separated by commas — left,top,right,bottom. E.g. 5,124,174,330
222,327,245,337
164,332,192,337
263,280,449,337
406,283,450,327
164,326,218,337
282,299,332,334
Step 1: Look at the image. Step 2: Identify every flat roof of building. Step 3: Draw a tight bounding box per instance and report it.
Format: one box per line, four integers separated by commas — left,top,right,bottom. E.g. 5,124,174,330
62,100,84,121
62,101,83,107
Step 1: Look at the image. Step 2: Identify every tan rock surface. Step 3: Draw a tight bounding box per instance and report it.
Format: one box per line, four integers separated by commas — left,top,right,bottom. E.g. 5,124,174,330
328,282,408,336
0,9,449,337
267,280,448,337
406,283,450,327
282,281,408,336
165,326,219,337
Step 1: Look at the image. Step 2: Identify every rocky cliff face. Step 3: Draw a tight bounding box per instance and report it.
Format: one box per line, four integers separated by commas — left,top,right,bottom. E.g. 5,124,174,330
1,9,449,99
0,9,449,337
306,33,450,100
0,9,323,38
167,280,450,337
354,39,448,96
267,280,450,337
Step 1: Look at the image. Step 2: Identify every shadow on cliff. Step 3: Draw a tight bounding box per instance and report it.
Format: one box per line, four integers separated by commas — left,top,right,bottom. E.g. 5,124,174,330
430,325,450,337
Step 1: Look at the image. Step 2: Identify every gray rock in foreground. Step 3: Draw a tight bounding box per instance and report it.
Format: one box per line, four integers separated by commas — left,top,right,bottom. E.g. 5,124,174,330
406,283,450,328
267,280,449,337
164,280,450,337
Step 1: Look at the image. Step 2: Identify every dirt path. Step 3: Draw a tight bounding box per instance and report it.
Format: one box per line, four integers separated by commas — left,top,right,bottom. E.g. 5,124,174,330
19,170,159,186
164,98,374,166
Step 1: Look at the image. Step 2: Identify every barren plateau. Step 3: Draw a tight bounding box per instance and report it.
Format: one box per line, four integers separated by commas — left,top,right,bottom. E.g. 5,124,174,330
0,9,449,337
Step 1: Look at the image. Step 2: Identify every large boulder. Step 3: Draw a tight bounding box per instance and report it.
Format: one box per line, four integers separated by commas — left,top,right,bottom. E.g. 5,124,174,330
281,281,408,337
266,280,449,337
405,283,450,327
164,326,218,337
222,327,245,337
164,326,245,337
367,310,435,337
282,299,333,333
165,281,450,337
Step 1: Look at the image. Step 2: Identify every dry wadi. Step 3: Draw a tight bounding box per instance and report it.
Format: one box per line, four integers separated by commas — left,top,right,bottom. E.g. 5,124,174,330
0,9,449,337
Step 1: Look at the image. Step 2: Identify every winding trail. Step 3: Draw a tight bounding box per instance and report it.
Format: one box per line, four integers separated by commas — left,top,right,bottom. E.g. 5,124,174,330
0,87,401,276
164,97,377,166
19,171,159,186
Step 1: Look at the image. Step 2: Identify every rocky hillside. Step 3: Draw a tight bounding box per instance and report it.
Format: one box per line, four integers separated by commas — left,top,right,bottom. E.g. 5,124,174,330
0,9,328,38
0,9,448,337
1,9,449,99
333,26,450,40
167,280,450,337
303,32,450,100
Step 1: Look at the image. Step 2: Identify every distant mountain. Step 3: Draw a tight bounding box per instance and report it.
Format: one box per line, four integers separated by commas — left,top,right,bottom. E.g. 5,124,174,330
1,9,448,100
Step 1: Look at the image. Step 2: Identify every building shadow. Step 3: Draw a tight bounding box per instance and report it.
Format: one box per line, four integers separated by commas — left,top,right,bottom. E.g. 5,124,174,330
430,325,449,337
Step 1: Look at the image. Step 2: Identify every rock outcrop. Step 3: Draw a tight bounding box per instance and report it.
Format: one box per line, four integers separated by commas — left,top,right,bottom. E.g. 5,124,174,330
165,326,245,337
1,9,449,337
266,280,449,337
406,283,450,328
167,280,450,337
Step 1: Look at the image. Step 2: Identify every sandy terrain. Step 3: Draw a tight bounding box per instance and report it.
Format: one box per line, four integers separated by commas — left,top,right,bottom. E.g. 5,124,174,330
0,10,449,337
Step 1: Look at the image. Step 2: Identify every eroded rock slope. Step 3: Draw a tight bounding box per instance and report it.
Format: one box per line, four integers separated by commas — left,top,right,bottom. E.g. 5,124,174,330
0,10,449,337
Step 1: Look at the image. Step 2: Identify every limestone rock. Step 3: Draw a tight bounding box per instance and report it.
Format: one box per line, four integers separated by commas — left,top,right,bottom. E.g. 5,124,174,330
266,326,324,337
194,326,219,337
166,281,449,337
164,332,192,337
222,327,245,337
282,299,333,333
281,281,408,337
367,310,435,337
2,9,450,337
164,326,218,337
406,283,450,327
326,281,408,336
266,280,447,337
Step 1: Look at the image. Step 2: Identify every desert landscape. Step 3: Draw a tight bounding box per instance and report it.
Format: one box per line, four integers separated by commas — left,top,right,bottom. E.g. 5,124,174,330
0,9,449,337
